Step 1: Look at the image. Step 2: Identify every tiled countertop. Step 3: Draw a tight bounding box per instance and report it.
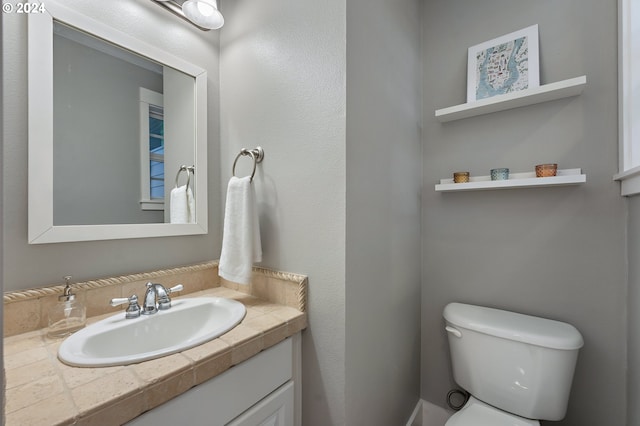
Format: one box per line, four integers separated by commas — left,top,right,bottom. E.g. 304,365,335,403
4,263,307,426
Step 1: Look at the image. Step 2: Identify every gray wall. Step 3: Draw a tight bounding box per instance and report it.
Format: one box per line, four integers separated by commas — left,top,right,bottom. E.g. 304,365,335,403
220,1,347,423
220,0,422,424
421,1,626,425
2,0,221,291
345,0,422,424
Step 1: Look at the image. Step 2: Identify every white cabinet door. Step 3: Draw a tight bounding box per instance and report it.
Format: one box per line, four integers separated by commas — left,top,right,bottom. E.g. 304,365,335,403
126,338,293,426
227,382,294,426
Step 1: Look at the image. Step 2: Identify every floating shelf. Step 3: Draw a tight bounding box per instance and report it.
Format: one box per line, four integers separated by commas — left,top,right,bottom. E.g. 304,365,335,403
435,76,587,122
435,168,586,192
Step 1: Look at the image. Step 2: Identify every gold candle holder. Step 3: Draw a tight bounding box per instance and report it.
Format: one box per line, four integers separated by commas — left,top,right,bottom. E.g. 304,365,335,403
453,172,470,183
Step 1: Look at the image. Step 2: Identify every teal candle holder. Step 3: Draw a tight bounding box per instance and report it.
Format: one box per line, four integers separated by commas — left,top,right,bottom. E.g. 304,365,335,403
490,168,509,181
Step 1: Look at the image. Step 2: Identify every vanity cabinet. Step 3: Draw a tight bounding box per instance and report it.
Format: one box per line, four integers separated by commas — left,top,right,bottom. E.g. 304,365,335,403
127,334,301,426
227,382,294,426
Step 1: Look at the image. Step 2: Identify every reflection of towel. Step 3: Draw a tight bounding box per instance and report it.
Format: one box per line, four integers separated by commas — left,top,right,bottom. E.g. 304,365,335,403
170,185,195,224
219,176,262,285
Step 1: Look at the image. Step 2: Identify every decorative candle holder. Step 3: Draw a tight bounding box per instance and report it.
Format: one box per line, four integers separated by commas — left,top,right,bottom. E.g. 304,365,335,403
535,163,558,177
453,172,470,183
490,168,509,181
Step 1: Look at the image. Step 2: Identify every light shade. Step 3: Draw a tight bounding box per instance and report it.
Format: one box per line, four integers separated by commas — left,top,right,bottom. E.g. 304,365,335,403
182,0,224,30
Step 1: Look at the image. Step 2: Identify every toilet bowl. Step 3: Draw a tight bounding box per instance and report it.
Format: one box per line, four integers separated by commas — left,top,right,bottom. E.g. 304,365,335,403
446,396,538,426
443,303,583,425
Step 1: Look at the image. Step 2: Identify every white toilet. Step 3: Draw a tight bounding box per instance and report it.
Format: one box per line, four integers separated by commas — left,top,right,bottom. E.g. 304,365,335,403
443,302,584,426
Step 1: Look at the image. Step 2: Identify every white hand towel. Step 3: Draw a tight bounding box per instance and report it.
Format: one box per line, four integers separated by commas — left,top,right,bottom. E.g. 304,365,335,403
219,176,262,285
186,186,195,223
170,185,195,224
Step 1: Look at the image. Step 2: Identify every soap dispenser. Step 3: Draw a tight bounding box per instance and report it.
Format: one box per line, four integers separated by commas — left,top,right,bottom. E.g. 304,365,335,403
47,275,86,338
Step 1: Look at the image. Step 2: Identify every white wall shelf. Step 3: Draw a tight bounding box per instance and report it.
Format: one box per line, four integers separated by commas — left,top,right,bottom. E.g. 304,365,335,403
435,76,587,122
435,168,586,192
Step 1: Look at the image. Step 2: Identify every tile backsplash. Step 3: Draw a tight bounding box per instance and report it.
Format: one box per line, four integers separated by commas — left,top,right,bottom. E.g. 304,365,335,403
3,261,307,337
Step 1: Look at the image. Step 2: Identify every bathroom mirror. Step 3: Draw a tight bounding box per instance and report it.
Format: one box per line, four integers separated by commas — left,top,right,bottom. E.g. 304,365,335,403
28,1,208,243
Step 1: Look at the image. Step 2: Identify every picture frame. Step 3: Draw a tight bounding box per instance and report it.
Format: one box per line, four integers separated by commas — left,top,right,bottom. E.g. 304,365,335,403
467,24,539,103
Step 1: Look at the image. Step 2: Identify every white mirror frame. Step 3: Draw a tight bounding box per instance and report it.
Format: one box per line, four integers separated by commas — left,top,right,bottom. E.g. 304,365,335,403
28,1,208,243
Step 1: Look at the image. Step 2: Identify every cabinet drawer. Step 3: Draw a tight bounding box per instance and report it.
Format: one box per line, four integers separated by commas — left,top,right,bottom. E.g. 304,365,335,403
128,338,293,426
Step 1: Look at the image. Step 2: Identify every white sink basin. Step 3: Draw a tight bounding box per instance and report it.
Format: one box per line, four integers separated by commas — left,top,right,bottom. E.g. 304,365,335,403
58,297,246,367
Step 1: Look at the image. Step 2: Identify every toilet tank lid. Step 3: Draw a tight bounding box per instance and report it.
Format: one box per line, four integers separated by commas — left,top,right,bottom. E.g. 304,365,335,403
443,303,584,350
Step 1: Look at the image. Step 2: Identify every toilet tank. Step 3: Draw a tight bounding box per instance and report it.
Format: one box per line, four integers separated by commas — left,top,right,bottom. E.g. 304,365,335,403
443,303,583,421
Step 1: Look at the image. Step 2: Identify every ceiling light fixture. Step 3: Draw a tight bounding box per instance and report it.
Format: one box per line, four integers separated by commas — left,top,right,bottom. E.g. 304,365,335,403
151,0,224,31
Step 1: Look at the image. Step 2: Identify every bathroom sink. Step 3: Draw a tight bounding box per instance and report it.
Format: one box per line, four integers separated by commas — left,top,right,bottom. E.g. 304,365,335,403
58,297,246,367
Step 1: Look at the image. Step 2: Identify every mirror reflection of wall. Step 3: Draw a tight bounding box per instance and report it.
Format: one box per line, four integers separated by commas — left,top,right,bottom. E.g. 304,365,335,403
53,22,164,225
51,22,194,226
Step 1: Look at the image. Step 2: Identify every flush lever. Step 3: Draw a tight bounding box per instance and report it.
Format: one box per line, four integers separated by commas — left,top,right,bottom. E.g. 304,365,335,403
445,326,462,338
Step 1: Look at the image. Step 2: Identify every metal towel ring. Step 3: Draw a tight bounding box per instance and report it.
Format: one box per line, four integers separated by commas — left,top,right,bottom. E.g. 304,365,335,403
175,165,194,189
232,146,264,182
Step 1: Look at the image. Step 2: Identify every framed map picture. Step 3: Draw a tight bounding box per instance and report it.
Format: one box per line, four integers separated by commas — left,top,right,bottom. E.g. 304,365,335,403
467,25,539,102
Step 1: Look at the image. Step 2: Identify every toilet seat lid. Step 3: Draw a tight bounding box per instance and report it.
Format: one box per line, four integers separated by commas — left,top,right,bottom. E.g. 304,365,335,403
445,397,539,426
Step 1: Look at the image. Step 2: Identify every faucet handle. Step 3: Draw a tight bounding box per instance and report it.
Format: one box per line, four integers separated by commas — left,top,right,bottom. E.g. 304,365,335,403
168,284,183,294
110,295,141,319
110,296,132,307
156,284,184,310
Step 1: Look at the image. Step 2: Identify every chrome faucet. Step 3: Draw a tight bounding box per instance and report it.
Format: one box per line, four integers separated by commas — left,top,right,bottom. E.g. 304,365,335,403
142,282,184,315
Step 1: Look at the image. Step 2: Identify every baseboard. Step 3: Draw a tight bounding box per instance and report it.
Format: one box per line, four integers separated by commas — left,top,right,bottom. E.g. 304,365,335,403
406,400,423,426
406,400,452,426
